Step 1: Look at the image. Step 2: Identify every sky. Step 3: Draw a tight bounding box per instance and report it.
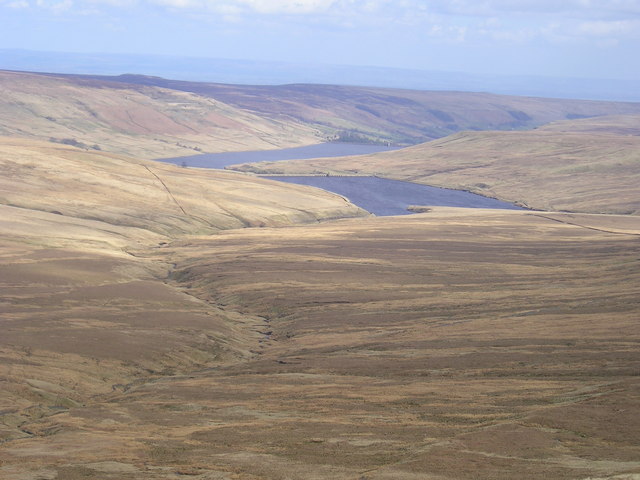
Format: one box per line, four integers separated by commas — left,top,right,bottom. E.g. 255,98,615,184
1,0,640,80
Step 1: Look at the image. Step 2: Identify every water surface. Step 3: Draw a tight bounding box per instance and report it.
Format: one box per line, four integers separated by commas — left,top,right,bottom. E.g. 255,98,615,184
156,143,523,216
158,143,398,169
265,176,523,216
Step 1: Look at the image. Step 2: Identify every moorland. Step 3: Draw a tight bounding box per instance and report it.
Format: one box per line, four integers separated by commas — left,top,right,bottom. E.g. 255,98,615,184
0,70,639,480
5,70,640,156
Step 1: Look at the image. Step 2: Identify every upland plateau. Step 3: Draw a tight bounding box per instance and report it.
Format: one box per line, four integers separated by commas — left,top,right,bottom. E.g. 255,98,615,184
0,71,639,480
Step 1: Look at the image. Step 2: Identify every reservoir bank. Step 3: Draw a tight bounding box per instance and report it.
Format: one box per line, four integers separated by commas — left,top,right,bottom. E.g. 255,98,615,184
157,143,524,216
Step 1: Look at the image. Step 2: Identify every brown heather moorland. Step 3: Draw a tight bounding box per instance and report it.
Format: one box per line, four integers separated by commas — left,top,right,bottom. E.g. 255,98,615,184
85,75,640,145
1,203,639,479
1,73,640,479
230,114,640,216
5,70,640,157
0,71,322,159
0,136,368,478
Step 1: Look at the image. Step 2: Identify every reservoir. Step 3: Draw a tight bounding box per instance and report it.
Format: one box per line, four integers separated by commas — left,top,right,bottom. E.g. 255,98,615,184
159,143,398,169
157,143,524,216
262,176,523,216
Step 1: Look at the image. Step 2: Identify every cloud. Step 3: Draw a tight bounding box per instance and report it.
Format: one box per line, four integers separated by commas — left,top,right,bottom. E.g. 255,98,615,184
35,0,73,12
138,0,343,15
577,19,639,37
8,0,640,22
6,0,640,17
411,0,640,46
151,0,200,7
235,0,338,15
5,0,640,46
421,0,640,21
431,0,640,17
4,0,29,7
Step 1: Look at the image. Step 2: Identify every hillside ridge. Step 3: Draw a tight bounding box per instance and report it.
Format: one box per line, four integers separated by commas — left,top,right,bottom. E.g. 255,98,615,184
3,69,640,159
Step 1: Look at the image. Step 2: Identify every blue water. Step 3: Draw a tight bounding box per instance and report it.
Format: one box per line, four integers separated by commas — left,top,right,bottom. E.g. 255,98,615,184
264,176,523,216
157,143,397,169
155,143,524,216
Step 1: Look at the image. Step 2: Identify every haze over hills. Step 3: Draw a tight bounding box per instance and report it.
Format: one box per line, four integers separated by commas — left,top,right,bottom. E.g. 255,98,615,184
3,49,640,102
232,114,640,216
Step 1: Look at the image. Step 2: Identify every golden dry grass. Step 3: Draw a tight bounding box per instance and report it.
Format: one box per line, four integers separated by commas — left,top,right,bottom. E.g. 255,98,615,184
0,136,368,469
1,82,640,478
2,204,639,479
0,137,368,236
539,114,640,135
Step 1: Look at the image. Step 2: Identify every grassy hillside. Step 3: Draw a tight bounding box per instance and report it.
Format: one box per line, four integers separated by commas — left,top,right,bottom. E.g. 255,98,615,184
2,208,639,478
0,137,367,236
0,203,261,445
5,70,640,156
1,70,639,479
0,71,322,159
231,114,640,215
0,136,366,452
539,113,640,135
101,75,640,144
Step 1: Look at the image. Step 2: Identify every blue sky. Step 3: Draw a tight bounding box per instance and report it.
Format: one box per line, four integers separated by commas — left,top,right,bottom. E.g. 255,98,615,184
2,0,640,80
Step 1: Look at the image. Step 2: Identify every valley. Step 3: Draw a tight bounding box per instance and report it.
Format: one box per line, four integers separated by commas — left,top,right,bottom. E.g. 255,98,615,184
2,205,639,479
230,115,640,216
0,70,639,479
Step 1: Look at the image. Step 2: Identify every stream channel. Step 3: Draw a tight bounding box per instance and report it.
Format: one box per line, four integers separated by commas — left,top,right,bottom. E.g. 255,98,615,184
157,143,524,216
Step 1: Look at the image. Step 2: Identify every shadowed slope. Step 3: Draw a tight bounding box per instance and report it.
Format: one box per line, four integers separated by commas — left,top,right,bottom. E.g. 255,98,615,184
0,203,269,448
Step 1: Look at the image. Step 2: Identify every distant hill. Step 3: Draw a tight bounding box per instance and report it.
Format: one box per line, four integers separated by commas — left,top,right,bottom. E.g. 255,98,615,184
230,114,640,216
537,114,640,135
0,70,321,159
3,49,640,102
70,73,640,145
3,70,640,159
